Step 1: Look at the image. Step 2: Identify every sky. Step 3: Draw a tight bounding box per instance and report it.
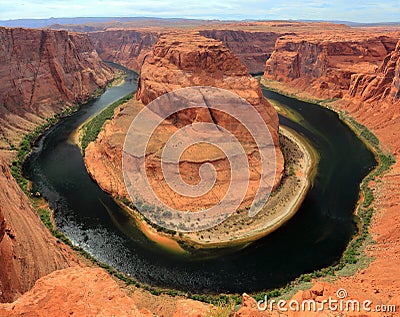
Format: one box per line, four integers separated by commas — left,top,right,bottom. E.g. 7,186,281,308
0,0,399,23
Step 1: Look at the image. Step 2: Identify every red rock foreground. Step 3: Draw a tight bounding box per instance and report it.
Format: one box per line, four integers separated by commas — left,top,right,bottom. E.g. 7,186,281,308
0,267,154,317
0,159,76,303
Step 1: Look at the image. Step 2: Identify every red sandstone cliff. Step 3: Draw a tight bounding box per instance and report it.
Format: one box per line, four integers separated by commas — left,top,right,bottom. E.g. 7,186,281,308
198,29,284,74
89,29,284,75
265,34,398,99
2,23,400,316
0,27,114,160
0,206,5,247
347,39,400,104
89,30,159,72
0,26,117,304
0,159,76,303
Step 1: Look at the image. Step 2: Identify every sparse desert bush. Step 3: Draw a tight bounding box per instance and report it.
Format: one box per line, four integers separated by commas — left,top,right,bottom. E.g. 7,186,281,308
205,301,233,317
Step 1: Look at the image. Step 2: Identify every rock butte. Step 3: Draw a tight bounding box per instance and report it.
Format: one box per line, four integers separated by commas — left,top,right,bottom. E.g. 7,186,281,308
86,32,284,213
0,20,400,316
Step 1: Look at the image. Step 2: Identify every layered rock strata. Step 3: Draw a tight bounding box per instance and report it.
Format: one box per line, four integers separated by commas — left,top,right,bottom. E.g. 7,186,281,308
265,34,398,99
89,30,159,72
89,29,285,74
198,29,283,74
0,27,114,160
254,37,400,317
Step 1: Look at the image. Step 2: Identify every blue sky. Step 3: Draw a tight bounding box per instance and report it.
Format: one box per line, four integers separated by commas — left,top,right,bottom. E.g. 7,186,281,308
1,0,399,22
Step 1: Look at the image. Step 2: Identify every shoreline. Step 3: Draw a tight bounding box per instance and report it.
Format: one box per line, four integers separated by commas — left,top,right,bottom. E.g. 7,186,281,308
68,75,128,148
258,77,394,267
116,200,187,254
22,73,388,303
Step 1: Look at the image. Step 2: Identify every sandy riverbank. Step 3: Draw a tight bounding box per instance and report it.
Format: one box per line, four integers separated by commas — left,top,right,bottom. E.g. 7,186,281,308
116,201,187,254
108,125,315,250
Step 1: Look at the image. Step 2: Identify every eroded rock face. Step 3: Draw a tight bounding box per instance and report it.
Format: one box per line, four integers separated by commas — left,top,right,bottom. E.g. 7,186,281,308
198,30,284,74
335,45,400,305
0,27,114,155
0,159,75,303
265,34,398,99
0,206,5,244
136,33,281,142
89,30,159,72
347,39,400,103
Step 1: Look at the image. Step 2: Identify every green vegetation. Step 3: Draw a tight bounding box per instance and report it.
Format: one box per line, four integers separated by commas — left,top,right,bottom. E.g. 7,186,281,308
118,196,179,236
37,208,53,230
105,102,393,306
345,117,380,148
7,85,244,307
259,77,340,106
205,300,234,317
287,164,295,176
80,92,134,154
106,72,127,89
